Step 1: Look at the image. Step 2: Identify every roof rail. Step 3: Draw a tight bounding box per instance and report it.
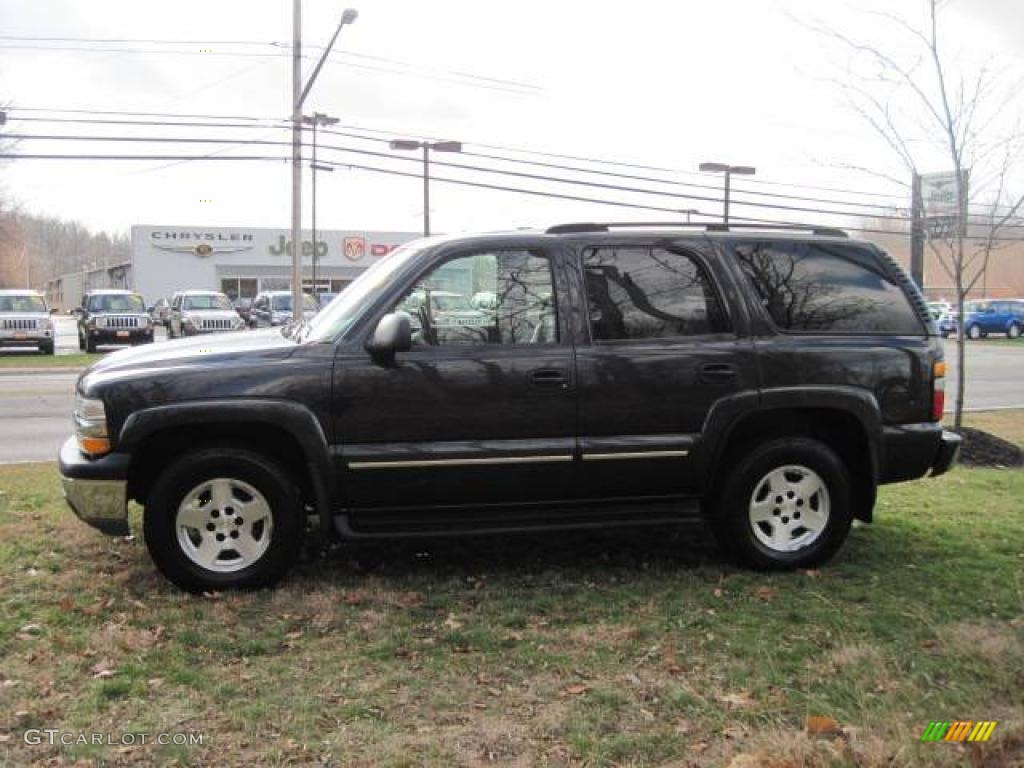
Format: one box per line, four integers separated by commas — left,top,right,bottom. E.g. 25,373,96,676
545,222,849,238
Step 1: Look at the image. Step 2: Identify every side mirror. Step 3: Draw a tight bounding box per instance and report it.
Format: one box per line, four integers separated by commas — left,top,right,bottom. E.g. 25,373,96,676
366,312,412,359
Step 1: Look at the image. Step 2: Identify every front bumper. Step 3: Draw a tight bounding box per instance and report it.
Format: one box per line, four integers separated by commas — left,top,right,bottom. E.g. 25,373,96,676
87,328,153,344
58,436,131,536
930,430,962,477
0,328,52,345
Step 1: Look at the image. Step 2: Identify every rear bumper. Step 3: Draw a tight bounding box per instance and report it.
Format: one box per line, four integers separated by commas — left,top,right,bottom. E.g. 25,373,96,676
58,437,131,536
880,423,961,483
930,430,962,477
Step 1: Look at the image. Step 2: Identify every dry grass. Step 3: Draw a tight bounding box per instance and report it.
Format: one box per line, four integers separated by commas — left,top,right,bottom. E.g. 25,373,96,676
1,462,1022,766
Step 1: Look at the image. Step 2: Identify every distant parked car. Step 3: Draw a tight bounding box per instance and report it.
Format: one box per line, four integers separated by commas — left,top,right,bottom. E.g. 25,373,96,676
249,291,317,328
937,310,958,338
169,290,247,338
149,297,172,327
77,289,153,353
962,299,1024,339
232,297,255,324
0,289,55,354
316,292,338,308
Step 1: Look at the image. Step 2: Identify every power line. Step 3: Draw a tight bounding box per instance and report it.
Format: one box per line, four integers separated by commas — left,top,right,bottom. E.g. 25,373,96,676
7,149,1024,241
12,131,1024,229
0,107,918,202
7,108,1023,226
0,42,540,96
0,34,543,92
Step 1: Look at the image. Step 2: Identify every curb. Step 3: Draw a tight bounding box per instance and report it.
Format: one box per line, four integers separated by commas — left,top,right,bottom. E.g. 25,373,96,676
0,367,85,375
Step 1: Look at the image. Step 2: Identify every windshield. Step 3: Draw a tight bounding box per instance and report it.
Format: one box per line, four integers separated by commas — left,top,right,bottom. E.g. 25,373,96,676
87,294,145,313
272,294,317,312
0,295,47,313
183,294,233,311
302,243,423,342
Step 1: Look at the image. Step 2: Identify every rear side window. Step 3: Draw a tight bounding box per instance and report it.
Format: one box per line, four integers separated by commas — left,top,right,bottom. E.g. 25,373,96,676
583,246,731,340
733,242,924,334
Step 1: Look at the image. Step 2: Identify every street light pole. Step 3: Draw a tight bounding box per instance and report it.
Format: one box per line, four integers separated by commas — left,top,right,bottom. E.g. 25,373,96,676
389,139,463,237
303,112,338,300
699,162,756,225
290,3,358,318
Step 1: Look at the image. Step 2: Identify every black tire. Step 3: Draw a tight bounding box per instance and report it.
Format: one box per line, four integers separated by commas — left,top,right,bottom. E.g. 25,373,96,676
39,341,54,355
708,437,853,570
77,328,85,351
85,335,97,353
143,446,304,592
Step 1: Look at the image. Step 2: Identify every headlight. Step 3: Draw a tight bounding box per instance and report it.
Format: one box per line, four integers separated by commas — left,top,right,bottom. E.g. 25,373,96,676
182,313,196,326
73,393,110,457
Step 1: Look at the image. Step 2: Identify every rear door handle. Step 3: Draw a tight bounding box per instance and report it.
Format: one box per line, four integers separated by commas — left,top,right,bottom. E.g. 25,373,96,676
699,363,738,384
529,368,569,389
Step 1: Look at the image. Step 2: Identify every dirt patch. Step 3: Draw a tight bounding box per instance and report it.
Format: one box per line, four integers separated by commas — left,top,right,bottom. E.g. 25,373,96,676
958,427,1024,468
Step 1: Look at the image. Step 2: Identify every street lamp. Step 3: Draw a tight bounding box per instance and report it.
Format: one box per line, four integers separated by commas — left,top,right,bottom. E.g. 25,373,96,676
389,139,463,236
290,3,358,319
303,112,339,299
699,162,756,225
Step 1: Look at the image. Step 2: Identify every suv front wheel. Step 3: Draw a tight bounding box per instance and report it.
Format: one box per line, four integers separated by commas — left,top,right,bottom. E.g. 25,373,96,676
144,447,304,592
709,438,853,570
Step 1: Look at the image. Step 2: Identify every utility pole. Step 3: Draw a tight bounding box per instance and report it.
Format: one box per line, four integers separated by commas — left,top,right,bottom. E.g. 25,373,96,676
389,139,463,236
290,0,303,318
910,172,925,291
289,3,358,318
699,162,756,225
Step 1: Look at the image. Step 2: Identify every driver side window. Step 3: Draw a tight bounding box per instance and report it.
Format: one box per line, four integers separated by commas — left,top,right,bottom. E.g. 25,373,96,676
394,249,558,346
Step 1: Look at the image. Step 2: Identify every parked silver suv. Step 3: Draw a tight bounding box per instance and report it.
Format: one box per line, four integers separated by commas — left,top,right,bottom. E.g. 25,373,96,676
0,289,54,354
168,290,246,338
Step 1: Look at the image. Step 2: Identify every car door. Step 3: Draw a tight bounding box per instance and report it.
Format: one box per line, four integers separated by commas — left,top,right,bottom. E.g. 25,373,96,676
573,240,757,500
334,242,578,519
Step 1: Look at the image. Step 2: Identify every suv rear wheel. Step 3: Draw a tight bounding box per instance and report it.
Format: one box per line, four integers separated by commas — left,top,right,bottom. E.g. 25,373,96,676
143,447,304,592
1008,322,1021,339
709,438,853,570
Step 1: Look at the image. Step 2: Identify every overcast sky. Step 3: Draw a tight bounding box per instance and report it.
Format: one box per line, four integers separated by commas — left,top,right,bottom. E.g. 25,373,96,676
1,0,1022,236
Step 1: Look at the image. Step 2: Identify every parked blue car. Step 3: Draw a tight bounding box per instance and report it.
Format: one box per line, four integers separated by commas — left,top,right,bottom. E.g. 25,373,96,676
963,299,1024,340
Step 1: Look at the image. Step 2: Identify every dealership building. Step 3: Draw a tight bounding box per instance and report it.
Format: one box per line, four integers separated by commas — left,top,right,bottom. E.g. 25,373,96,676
46,225,419,309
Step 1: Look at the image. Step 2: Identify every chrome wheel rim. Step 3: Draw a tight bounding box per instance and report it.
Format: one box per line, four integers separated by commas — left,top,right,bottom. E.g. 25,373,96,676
748,464,830,553
175,477,273,573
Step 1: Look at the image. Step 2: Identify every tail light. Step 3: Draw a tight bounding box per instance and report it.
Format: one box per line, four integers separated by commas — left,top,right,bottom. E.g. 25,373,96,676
931,361,946,421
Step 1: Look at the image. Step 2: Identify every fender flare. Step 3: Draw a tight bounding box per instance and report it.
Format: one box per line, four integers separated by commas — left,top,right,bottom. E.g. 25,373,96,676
692,386,883,492
119,399,337,540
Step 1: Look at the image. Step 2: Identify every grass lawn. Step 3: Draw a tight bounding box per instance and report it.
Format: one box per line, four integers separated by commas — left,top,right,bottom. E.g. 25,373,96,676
0,352,101,369
1,463,1021,767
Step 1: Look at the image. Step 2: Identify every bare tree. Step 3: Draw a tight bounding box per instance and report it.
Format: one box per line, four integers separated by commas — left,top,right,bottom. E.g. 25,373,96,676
812,0,1024,430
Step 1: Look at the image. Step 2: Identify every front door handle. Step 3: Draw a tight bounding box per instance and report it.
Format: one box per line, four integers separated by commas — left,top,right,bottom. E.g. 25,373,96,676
699,363,738,384
529,368,569,389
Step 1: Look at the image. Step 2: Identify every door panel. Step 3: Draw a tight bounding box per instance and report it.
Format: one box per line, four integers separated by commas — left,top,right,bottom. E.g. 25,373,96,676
334,246,577,517
575,244,755,499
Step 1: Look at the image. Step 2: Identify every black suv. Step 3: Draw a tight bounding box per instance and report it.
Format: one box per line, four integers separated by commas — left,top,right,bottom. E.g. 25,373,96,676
77,289,154,352
58,223,960,592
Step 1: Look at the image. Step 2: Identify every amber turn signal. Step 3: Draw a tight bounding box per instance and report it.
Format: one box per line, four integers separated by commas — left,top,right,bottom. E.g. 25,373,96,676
77,436,111,457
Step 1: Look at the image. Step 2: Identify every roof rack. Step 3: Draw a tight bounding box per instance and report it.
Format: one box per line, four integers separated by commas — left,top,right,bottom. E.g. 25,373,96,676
545,222,849,238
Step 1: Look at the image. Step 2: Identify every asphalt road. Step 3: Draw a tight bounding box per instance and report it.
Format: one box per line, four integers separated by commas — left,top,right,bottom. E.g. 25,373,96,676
0,330,1022,464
